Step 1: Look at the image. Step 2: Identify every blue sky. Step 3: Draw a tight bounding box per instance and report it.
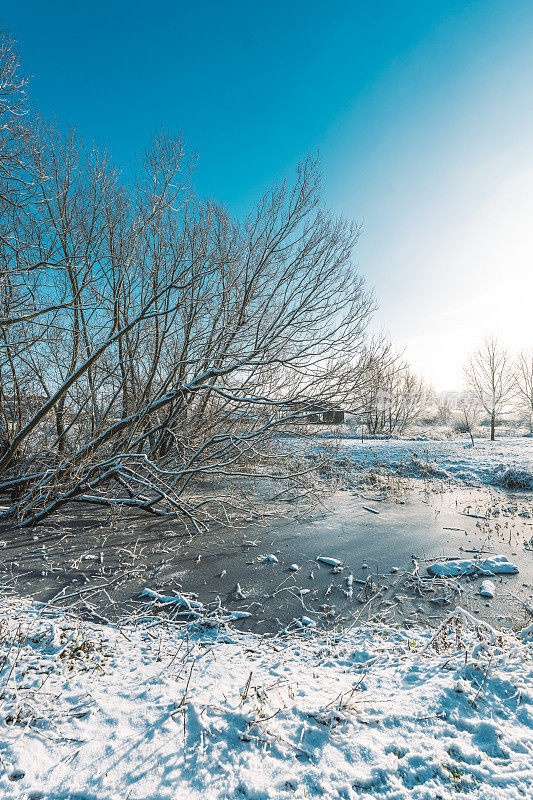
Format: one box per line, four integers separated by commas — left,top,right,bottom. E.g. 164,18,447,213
3,1,533,389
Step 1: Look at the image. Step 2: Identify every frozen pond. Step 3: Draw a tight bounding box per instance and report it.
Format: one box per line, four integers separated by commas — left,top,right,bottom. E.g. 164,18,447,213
1,435,531,634
2,482,531,633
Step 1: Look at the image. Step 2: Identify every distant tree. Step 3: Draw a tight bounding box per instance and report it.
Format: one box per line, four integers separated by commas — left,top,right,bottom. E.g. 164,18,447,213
342,337,393,424
514,349,533,432
434,393,453,425
455,395,480,447
464,336,513,441
360,354,429,436
386,367,429,434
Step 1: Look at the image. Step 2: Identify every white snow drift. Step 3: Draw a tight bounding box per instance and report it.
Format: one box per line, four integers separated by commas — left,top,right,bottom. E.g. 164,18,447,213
427,555,519,578
0,596,532,800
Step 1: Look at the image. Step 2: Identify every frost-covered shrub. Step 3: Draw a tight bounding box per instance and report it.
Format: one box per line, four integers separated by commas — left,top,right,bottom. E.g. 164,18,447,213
491,466,533,490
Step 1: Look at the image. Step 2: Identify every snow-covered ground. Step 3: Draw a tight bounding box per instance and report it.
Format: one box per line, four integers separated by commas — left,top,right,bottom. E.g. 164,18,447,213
1,596,532,799
318,436,533,489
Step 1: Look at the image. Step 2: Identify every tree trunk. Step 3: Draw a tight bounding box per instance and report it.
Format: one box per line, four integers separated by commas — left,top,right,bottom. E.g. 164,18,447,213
490,414,495,441
55,397,66,454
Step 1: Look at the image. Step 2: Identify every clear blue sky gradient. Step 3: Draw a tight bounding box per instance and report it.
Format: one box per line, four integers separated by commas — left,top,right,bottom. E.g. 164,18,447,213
3,1,533,388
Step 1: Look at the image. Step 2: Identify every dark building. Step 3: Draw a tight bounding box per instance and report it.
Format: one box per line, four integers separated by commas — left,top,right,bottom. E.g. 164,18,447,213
304,406,344,424
322,410,344,424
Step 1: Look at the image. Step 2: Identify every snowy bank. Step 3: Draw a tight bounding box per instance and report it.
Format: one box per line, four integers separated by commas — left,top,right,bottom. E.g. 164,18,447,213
315,436,533,490
0,597,532,799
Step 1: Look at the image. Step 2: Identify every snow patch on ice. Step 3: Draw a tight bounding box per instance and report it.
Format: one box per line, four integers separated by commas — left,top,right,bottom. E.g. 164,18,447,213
427,555,519,577
316,555,342,567
479,580,496,598
258,553,279,563
140,587,204,612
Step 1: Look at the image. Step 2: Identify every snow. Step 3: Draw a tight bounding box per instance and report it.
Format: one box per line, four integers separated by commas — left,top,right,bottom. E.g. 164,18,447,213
317,556,342,567
480,580,496,598
140,587,205,611
317,436,533,489
427,555,519,577
259,554,279,563
1,595,532,799
346,573,354,598
296,615,317,628
519,623,533,641
233,583,246,599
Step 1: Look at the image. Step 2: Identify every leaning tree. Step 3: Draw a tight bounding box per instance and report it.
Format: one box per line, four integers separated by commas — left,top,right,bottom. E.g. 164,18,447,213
0,30,377,528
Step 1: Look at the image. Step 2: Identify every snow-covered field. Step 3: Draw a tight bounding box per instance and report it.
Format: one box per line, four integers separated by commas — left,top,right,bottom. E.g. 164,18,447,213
319,436,533,489
1,596,532,800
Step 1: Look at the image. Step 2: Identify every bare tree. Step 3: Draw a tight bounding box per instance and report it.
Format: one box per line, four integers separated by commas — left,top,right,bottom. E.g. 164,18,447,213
464,336,513,441
434,393,453,425
454,395,480,447
358,352,428,436
514,349,533,432
0,27,385,530
0,31,31,214
0,106,375,527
